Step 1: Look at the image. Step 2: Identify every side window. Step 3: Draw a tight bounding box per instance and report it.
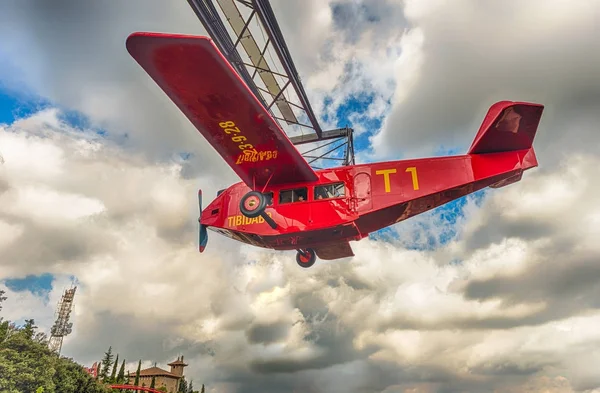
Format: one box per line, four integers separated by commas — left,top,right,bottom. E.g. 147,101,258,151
314,182,345,200
279,187,308,204
264,192,274,206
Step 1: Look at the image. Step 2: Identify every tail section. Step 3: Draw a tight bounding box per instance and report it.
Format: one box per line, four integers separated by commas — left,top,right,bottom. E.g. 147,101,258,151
468,101,544,155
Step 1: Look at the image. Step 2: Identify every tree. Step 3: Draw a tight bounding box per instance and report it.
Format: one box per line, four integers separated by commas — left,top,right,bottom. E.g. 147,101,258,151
0,289,6,312
201,384,205,393
0,322,112,393
109,354,119,383
22,318,37,340
116,359,126,383
99,346,114,381
33,331,48,345
187,380,193,393
0,332,55,392
0,320,18,344
178,376,188,393
134,359,141,387
150,376,156,389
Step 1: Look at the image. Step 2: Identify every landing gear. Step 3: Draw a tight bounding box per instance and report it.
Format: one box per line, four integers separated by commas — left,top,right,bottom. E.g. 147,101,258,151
240,191,267,218
296,248,316,268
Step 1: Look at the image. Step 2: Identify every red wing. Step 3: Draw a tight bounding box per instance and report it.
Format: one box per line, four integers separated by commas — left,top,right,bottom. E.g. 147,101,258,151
126,32,318,188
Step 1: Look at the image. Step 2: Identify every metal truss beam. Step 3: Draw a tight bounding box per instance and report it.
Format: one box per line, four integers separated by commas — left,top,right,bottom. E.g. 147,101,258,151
186,0,356,168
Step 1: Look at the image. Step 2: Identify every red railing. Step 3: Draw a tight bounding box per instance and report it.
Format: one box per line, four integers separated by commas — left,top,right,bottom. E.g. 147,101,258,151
110,384,163,393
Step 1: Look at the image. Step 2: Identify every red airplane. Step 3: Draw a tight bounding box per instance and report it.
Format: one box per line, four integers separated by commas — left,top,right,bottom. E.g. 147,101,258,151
126,32,544,268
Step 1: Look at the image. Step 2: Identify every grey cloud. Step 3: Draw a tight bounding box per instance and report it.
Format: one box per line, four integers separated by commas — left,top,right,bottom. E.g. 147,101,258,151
63,311,217,382
64,311,183,365
3,2,600,393
0,0,234,181
465,251,600,313
462,215,556,252
0,215,116,274
246,321,289,345
376,251,600,331
331,0,407,45
373,0,600,164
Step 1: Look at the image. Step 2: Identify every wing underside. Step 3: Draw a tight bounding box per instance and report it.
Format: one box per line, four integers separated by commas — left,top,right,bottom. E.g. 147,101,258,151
313,242,354,260
126,32,318,188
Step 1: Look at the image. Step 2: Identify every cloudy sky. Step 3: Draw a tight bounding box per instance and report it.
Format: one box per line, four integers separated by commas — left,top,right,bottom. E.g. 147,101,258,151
1,0,600,392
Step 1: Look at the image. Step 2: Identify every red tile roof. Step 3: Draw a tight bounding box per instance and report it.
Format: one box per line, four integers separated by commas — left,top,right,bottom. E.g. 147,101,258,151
127,367,179,378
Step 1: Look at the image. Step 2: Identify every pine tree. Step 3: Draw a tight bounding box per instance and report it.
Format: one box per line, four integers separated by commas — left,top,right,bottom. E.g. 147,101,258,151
109,354,119,383
150,376,156,389
99,346,114,381
187,380,193,393
201,383,205,393
0,289,6,312
178,376,187,393
134,360,141,387
22,319,36,340
116,359,125,383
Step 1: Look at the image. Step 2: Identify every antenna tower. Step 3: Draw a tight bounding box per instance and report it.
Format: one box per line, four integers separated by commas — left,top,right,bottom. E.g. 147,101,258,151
48,285,76,355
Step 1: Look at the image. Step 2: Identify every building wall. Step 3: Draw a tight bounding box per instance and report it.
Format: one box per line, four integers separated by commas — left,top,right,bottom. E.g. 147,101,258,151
131,375,180,393
158,376,179,393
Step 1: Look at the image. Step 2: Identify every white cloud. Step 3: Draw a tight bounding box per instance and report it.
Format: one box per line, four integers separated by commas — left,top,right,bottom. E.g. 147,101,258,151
0,1,599,392
0,108,599,391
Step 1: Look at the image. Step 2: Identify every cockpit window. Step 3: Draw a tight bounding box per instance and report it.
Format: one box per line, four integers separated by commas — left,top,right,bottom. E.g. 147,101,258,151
264,192,274,206
314,182,345,200
279,187,308,204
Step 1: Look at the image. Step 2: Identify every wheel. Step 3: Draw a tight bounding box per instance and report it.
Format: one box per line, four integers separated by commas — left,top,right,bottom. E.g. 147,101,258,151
296,248,316,268
240,191,267,218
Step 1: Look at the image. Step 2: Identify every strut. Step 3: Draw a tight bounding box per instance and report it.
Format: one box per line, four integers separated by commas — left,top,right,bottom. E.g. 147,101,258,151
187,0,356,168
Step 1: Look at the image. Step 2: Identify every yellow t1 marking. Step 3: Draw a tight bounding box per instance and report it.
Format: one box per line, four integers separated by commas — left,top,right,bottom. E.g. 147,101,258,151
375,169,397,193
406,167,419,190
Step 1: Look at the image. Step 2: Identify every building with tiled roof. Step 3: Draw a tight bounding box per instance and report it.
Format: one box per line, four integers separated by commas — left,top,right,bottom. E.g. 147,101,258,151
127,356,188,393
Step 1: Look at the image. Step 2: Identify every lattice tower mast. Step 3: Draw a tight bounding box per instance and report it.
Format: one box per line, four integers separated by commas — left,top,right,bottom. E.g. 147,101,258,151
48,286,76,355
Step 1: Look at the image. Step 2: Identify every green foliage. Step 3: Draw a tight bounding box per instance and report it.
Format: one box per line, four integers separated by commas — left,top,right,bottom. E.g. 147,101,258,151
201,384,205,393
116,359,126,383
0,332,56,393
0,319,112,393
99,346,113,381
187,380,193,393
157,386,168,393
150,376,156,389
0,292,111,393
109,354,119,383
134,359,141,387
0,289,6,311
0,319,18,344
178,376,187,393
22,319,37,340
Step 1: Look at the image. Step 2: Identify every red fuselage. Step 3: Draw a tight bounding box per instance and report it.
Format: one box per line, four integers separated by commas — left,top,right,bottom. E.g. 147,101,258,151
125,33,544,263
200,147,537,251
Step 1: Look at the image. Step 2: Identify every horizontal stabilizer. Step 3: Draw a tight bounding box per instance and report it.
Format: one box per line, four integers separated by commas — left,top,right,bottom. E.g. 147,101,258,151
468,101,544,155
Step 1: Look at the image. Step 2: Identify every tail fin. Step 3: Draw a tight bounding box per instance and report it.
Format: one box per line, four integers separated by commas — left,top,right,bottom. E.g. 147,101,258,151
468,101,544,154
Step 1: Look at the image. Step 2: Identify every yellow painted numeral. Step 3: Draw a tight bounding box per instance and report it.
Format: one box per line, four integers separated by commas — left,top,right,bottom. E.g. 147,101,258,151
406,167,419,190
219,121,235,128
